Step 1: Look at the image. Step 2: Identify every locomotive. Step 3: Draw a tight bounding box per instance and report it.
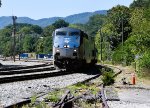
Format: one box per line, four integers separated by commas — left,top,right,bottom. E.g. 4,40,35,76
52,27,97,70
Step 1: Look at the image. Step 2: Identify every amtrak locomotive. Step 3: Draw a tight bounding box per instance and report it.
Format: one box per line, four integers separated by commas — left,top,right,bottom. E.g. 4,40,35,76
52,27,97,70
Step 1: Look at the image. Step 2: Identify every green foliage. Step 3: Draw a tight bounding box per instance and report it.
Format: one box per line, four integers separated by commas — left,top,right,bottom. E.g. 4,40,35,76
112,44,134,65
0,27,12,56
0,23,54,56
139,51,150,69
130,0,150,8
107,5,131,49
52,19,69,29
67,82,88,93
30,95,37,105
85,14,106,36
101,71,114,86
43,25,55,37
36,38,44,54
43,37,52,54
128,8,150,54
95,5,131,62
36,36,52,54
23,35,35,52
35,101,47,108
20,27,31,34
46,90,63,103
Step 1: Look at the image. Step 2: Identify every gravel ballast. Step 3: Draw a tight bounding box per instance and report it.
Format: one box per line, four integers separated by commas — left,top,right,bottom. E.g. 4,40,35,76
0,73,98,107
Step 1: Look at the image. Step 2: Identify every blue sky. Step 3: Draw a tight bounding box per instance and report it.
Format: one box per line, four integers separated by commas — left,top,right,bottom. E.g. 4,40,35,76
0,0,133,19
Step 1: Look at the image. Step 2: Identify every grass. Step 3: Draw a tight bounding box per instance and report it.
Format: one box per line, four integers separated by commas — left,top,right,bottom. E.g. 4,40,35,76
30,95,37,105
45,90,64,103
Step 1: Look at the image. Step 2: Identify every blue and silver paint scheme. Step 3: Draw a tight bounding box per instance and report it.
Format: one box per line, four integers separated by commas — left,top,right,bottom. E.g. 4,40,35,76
53,27,80,59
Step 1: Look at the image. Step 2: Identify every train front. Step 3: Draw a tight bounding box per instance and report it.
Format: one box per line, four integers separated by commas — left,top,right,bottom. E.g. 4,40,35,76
53,27,81,69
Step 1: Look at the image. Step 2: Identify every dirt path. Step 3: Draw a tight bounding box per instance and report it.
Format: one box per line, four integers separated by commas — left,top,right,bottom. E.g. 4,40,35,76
105,64,150,108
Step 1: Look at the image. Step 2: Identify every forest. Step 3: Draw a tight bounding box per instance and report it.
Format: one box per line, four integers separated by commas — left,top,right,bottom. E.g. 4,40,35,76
0,0,150,77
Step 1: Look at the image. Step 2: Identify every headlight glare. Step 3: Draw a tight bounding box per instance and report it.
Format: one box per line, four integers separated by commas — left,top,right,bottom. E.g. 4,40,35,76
74,49,77,52
56,49,59,52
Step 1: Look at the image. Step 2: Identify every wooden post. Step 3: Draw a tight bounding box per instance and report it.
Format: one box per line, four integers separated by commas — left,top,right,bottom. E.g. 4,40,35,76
12,16,17,62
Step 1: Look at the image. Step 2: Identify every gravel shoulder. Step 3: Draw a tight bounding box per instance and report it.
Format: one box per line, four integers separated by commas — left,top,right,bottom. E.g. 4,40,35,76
105,64,150,108
0,60,44,66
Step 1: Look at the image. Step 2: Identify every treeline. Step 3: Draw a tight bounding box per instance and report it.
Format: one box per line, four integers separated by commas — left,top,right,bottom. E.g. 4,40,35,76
0,19,69,56
94,0,150,77
0,14,105,57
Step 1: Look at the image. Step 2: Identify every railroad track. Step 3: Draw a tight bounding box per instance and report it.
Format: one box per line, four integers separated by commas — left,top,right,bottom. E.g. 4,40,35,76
0,64,122,108
0,63,50,71
0,65,101,108
0,63,71,84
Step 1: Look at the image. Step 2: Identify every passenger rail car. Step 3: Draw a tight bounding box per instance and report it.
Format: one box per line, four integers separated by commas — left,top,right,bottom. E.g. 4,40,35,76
52,27,97,70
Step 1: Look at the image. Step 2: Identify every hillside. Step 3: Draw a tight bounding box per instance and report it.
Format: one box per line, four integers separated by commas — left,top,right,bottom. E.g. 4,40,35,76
0,10,107,28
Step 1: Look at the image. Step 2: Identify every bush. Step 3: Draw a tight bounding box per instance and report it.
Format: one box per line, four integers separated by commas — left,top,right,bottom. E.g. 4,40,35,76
112,44,134,65
138,51,150,77
139,51,150,69
101,71,114,86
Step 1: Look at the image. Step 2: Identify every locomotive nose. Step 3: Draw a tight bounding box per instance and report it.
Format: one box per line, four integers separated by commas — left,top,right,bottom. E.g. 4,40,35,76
55,48,78,59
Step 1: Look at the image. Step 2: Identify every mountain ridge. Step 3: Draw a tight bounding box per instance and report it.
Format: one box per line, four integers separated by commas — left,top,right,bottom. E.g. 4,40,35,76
0,10,107,28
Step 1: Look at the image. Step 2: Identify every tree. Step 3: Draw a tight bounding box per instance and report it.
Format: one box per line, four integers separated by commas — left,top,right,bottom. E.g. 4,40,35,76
36,38,44,54
31,25,43,34
130,0,150,8
43,37,53,54
0,27,12,57
43,25,55,37
23,35,35,52
85,14,106,37
106,5,131,49
20,26,32,34
52,19,69,29
36,37,52,54
128,8,150,54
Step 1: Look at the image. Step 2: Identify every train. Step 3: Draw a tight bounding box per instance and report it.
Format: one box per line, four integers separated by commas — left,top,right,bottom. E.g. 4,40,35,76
52,27,97,70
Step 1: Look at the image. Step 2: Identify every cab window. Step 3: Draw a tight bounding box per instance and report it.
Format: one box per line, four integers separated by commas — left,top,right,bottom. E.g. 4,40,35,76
56,31,67,36
69,32,79,36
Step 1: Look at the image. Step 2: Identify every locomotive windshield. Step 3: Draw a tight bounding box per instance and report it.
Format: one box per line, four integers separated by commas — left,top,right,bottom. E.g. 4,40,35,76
56,31,67,36
69,32,80,36
54,28,81,48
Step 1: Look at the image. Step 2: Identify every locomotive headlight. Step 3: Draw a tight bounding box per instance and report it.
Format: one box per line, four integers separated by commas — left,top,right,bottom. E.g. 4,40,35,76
56,49,60,52
74,49,77,52
64,45,70,48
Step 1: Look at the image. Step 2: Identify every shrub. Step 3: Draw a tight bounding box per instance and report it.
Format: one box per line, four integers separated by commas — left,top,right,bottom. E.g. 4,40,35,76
138,51,150,77
101,71,114,86
112,44,134,66
139,51,150,69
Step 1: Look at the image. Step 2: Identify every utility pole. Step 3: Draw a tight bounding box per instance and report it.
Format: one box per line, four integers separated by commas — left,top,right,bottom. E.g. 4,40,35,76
18,33,22,60
122,17,124,50
121,16,124,63
12,16,17,62
100,28,103,63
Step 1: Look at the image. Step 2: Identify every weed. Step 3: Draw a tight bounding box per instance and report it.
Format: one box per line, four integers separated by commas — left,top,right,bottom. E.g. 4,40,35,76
46,90,63,103
30,95,37,105
101,71,115,86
